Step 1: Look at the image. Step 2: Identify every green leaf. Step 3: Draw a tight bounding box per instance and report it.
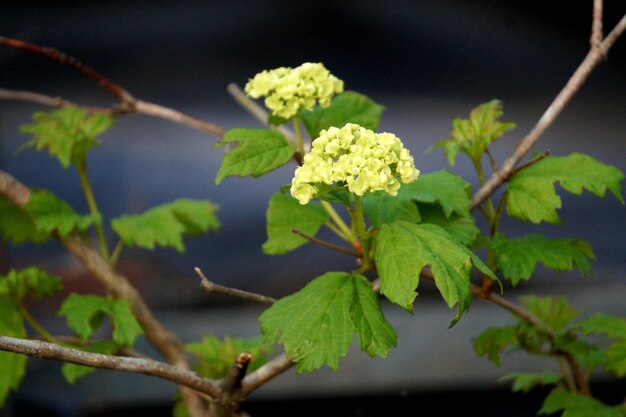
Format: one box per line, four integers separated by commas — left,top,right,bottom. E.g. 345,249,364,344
362,191,421,228
300,91,384,138
605,340,626,377
58,294,143,345
27,189,98,238
401,170,472,218
111,199,219,252
491,233,595,286
0,197,48,244
1,267,62,301
507,153,625,224
262,193,328,255
351,276,398,357
259,272,396,372
215,128,295,184
0,296,27,406
418,204,479,245
473,326,518,366
108,299,144,346
539,387,626,417
61,340,118,383
499,371,561,393
521,296,579,333
20,106,113,169
375,221,496,323
430,100,515,166
574,313,626,339
187,336,273,379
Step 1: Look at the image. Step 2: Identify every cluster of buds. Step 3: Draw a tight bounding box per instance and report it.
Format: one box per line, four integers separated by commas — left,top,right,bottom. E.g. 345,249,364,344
245,63,344,119
291,123,419,204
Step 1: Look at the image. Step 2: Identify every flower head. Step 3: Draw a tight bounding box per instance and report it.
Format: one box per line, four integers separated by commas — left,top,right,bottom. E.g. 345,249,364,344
245,63,344,119
290,123,419,204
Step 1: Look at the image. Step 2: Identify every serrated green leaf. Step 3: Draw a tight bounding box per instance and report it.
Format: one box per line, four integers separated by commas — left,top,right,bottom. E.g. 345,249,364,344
605,340,626,377
20,106,112,169
111,199,219,252
1,267,62,301
262,193,328,254
58,294,142,345
491,233,595,285
0,197,49,244
574,313,626,340
473,326,518,366
109,299,143,346
300,91,384,138
215,128,295,184
259,272,396,372
351,275,398,357
539,387,626,417
0,296,27,406
362,191,421,228
418,204,479,245
521,296,579,333
401,170,472,218
507,153,624,224
27,189,98,238
430,100,515,166
375,221,496,323
499,371,561,393
61,340,118,383
187,336,273,379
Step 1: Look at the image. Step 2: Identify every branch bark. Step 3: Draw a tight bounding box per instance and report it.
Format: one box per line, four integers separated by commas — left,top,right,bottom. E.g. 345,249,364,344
196,267,276,304
471,12,626,209
0,336,221,398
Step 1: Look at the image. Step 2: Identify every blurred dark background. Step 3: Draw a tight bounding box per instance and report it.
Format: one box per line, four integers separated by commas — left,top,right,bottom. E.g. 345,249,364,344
1,1,625,416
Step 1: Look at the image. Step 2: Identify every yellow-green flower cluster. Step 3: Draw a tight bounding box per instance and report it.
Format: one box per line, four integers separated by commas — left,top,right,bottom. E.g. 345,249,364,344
244,63,344,119
291,123,419,204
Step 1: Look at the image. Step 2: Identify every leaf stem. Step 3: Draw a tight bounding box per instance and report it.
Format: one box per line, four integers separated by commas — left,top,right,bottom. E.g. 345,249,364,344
320,201,357,243
292,115,305,159
291,228,359,257
109,239,125,267
19,303,65,346
77,164,109,261
351,196,372,267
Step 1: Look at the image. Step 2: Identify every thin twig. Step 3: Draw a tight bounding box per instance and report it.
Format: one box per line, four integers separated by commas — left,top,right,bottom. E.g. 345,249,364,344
0,169,206,416
240,354,294,397
509,150,550,177
558,349,591,395
226,83,294,141
0,336,222,398
291,228,359,257
485,148,498,172
591,0,603,48
220,352,252,393
471,12,626,209
195,267,276,304
0,88,117,114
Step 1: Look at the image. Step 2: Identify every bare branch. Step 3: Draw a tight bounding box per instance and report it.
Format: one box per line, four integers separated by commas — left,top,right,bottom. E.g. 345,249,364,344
471,12,626,209
240,354,293,396
0,336,222,398
591,0,603,48
195,267,276,304
0,88,117,114
0,168,206,415
0,36,135,107
221,352,252,394
291,228,359,257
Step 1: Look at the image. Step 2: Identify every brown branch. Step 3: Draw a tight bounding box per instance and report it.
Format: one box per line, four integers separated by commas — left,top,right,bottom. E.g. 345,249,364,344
195,267,276,304
240,353,294,397
471,12,626,209
591,0,603,48
221,352,252,393
0,36,135,107
291,228,359,257
0,36,226,138
509,150,550,177
0,336,222,398
0,168,206,416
